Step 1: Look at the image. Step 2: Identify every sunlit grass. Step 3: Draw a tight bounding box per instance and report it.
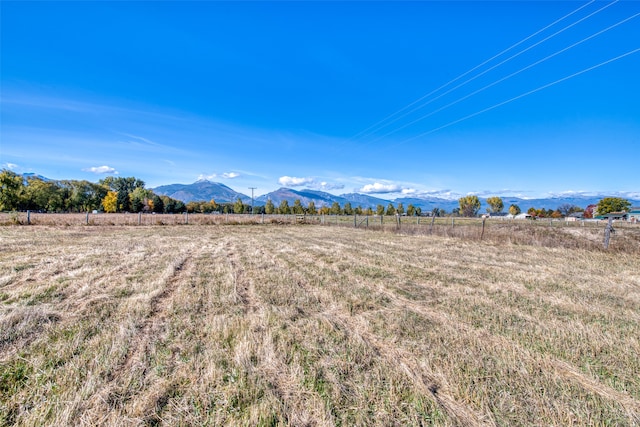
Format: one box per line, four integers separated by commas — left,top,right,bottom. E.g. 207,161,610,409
1,225,638,426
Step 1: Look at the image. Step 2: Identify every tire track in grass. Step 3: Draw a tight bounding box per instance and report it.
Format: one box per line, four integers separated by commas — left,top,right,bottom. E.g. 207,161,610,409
372,285,640,424
269,229,639,425
224,238,335,426
259,231,492,426
322,310,496,427
81,247,197,423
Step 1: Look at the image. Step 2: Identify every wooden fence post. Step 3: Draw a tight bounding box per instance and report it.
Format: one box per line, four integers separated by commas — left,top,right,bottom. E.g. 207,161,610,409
86,211,89,225
430,214,435,234
27,210,31,225
480,217,486,241
603,218,614,249
354,214,357,228
138,212,142,225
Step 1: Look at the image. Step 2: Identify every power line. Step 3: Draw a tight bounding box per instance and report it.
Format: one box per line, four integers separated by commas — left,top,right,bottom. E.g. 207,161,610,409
369,9,639,142
397,47,640,145
349,0,600,141
358,0,619,142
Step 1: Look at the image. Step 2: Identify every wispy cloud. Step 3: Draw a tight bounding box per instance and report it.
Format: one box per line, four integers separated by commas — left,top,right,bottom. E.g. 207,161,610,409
2,163,19,170
198,172,240,181
82,165,118,175
278,176,344,191
317,181,344,191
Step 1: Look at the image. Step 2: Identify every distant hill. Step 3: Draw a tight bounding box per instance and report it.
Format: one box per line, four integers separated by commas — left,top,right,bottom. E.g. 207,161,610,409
152,180,640,213
153,180,251,204
256,188,349,207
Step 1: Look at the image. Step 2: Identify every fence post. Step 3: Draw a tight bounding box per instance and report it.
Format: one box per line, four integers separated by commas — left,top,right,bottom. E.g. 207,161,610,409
366,216,368,228
262,213,264,224
138,212,142,225
452,217,454,227
380,215,383,226
603,218,614,249
185,212,188,225
86,211,89,225
430,214,435,234
354,214,357,228
480,217,486,241
27,210,31,225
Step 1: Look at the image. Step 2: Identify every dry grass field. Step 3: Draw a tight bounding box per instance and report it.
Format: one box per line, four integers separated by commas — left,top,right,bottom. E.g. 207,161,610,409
1,224,639,426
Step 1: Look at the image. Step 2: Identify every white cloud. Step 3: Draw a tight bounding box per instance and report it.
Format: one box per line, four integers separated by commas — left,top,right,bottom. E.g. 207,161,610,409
3,163,18,170
222,172,240,179
278,176,314,187
83,165,118,174
401,188,417,195
359,182,401,194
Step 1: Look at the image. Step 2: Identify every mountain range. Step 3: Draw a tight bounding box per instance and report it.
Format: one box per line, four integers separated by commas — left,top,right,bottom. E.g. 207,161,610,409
153,180,640,213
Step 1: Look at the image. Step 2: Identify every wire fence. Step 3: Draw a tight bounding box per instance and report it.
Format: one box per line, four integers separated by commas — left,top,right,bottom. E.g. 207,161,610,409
2,212,639,253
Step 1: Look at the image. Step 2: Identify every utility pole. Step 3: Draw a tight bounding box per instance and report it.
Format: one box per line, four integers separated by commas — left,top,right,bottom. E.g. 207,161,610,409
248,187,256,214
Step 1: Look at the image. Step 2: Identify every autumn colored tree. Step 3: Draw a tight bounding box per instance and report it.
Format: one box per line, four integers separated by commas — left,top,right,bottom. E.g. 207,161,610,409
486,196,504,213
102,191,118,213
509,204,521,216
407,204,416,216
376,204,385,216
307,201,317,215
583,204,597,219
459,195,481,217
396,203,405,215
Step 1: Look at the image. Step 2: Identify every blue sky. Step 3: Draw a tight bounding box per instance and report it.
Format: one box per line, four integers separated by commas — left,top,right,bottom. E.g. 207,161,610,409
1,1,639,199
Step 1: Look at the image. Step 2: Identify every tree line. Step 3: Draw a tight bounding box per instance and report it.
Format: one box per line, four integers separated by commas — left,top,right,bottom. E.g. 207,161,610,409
0,170,186,214
1,169,632,218
458,194,632,218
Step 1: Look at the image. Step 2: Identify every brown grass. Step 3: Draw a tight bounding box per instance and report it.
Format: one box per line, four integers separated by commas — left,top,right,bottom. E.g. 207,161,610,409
0,224,638,426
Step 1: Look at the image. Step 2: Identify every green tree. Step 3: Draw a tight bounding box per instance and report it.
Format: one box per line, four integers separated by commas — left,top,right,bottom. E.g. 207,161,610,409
407,204,416,216
330,202,342,215
385,203,396,216
278,200,291,214
364,207,373,216
458,195,481,217
396,203,405,215
432,207,441,217
292,199,305,214
509,204,521,216
354,206,363,215
307,201,317,215
343,202,353,215
234,197,245,214
23,177,64,212
265,199,275,214
129,187,151,213
151,194,164,213
486,196,504,214
0,169,25,211
376,204,385,216
596,197,631,215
